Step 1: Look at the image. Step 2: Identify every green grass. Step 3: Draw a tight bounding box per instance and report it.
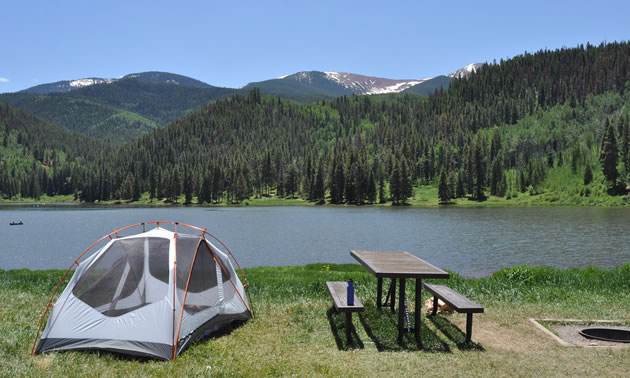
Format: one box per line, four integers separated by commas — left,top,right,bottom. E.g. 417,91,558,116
1,264,629,376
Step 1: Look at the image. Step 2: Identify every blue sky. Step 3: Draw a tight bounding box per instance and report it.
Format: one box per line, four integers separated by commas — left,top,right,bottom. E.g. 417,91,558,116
1,0,629,93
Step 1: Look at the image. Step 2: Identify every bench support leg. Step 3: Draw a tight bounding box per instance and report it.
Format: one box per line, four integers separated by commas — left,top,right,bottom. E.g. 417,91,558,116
415,279,421,345
397,278,406,344
346,312,352,343
465,312,473,343
431,295,438,317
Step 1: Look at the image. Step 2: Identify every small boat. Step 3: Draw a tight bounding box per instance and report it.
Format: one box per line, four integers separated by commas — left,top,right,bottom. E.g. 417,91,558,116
9,221,24,226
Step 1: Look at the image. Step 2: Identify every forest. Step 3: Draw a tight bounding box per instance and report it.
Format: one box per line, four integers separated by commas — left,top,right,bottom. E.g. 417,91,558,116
1,41,630,206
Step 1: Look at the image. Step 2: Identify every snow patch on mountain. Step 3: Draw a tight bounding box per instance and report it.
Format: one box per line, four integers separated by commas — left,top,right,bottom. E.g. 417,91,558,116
324,71,428,95
447,63,485,79
69,78,113,88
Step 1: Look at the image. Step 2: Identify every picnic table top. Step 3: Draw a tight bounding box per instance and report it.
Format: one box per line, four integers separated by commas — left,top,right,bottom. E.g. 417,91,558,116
350,250,449,279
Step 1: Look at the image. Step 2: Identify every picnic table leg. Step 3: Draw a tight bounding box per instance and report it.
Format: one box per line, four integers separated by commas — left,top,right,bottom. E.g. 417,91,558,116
397,278,406,344
390,278,396,313
415,279,421,345
465,313,473,343
346,312,352,343
376,277,383,309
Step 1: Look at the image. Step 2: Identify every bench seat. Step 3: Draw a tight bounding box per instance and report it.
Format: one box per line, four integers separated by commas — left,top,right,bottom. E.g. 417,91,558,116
326,281,364,312
424,283,484,343
326,281,363,342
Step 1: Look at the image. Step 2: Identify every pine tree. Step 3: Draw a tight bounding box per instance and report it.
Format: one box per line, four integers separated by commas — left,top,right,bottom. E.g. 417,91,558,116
438,169,450,204
378,165,386,204
473,139,486,200
312,163,325,203
184,168,193,204
400,157,412,202
600,117,618,188
330,156,345,204
389,158,401,204
584,161,593,185
366,170,377,204
621,115,629,172
455,169,465,198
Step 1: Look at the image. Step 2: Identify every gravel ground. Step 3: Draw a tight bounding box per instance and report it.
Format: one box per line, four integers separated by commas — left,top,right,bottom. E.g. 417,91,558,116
552,325,630,347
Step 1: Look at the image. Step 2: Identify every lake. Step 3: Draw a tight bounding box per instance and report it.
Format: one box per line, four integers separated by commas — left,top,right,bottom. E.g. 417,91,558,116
1,205,629,277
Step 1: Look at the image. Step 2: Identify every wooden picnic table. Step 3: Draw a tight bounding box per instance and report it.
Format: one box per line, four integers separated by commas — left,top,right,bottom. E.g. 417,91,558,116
350,250,449,345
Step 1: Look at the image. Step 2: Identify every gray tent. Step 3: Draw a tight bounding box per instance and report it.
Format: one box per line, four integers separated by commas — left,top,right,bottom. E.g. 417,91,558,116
35,224,251,360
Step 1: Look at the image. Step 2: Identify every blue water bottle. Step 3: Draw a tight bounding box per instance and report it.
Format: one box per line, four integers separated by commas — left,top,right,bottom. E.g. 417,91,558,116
347,279,354,306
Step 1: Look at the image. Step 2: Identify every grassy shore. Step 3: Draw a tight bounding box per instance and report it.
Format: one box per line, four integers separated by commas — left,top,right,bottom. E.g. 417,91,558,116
1,264,629,376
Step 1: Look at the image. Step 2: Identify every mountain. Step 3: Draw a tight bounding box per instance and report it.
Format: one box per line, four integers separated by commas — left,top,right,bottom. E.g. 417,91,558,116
402,75,452,95
21,71,214,95
21,78,114,94
3,64,482,144
447,63,485,79
1,74,238,143
74,41,630,205
243,71,430,99
120,72,213,88
319,72,430,95
243,64,483,100
4,41,630,204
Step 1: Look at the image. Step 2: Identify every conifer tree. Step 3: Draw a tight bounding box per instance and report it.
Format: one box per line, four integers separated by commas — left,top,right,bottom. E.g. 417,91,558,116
455,169,465,198
438,169,450,204
389,158,401,205
584,161,593,185
400,157,412,201
312,163,325,203
184,168,193,204
600,117,618,187
378,167,386,204
473,139,486,200
366,170,377,204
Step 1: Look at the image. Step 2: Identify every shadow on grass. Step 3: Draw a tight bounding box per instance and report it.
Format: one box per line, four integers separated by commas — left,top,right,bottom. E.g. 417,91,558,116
358,304,450,353
327,307,365,350
428,314,485,351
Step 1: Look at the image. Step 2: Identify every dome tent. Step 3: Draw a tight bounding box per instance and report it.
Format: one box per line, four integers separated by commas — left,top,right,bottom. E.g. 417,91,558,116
33,222,251,360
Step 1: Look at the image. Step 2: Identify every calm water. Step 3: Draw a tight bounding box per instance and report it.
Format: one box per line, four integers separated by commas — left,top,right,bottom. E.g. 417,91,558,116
1,205,629,277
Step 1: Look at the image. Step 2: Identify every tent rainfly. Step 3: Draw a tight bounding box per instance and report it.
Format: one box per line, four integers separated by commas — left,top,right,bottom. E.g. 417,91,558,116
33,222,251,360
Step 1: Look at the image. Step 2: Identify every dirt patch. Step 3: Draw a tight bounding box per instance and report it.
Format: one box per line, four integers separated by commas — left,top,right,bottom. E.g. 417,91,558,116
551,325,630,347
33,356,54,370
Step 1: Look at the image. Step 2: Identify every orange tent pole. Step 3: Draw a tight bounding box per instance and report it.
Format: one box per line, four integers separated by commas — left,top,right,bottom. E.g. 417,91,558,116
171,222,178,361
174,236,204,358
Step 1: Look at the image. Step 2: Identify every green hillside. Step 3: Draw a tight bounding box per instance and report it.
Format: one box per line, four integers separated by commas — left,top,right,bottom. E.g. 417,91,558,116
0,78,238,144
2,42,630,206
0,103,107,199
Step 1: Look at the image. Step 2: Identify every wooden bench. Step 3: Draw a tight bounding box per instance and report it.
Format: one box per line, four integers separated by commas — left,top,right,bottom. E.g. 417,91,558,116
423,283,484,343
326,281,364,342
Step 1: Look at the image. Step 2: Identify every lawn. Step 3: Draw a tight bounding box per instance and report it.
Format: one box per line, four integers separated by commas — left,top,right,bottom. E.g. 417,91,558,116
1,264,629,376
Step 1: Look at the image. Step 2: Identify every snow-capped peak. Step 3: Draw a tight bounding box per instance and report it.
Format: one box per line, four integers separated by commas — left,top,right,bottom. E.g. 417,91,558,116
69,78,113,88
324,71,429,95
447,63,485,79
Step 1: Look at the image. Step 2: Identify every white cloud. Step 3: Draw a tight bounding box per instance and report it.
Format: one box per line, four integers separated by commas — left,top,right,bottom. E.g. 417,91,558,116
0,77,8,83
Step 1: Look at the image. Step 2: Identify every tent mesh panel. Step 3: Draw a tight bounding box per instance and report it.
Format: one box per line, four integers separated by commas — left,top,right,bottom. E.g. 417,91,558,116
72,237,170,317
176,236,230,314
